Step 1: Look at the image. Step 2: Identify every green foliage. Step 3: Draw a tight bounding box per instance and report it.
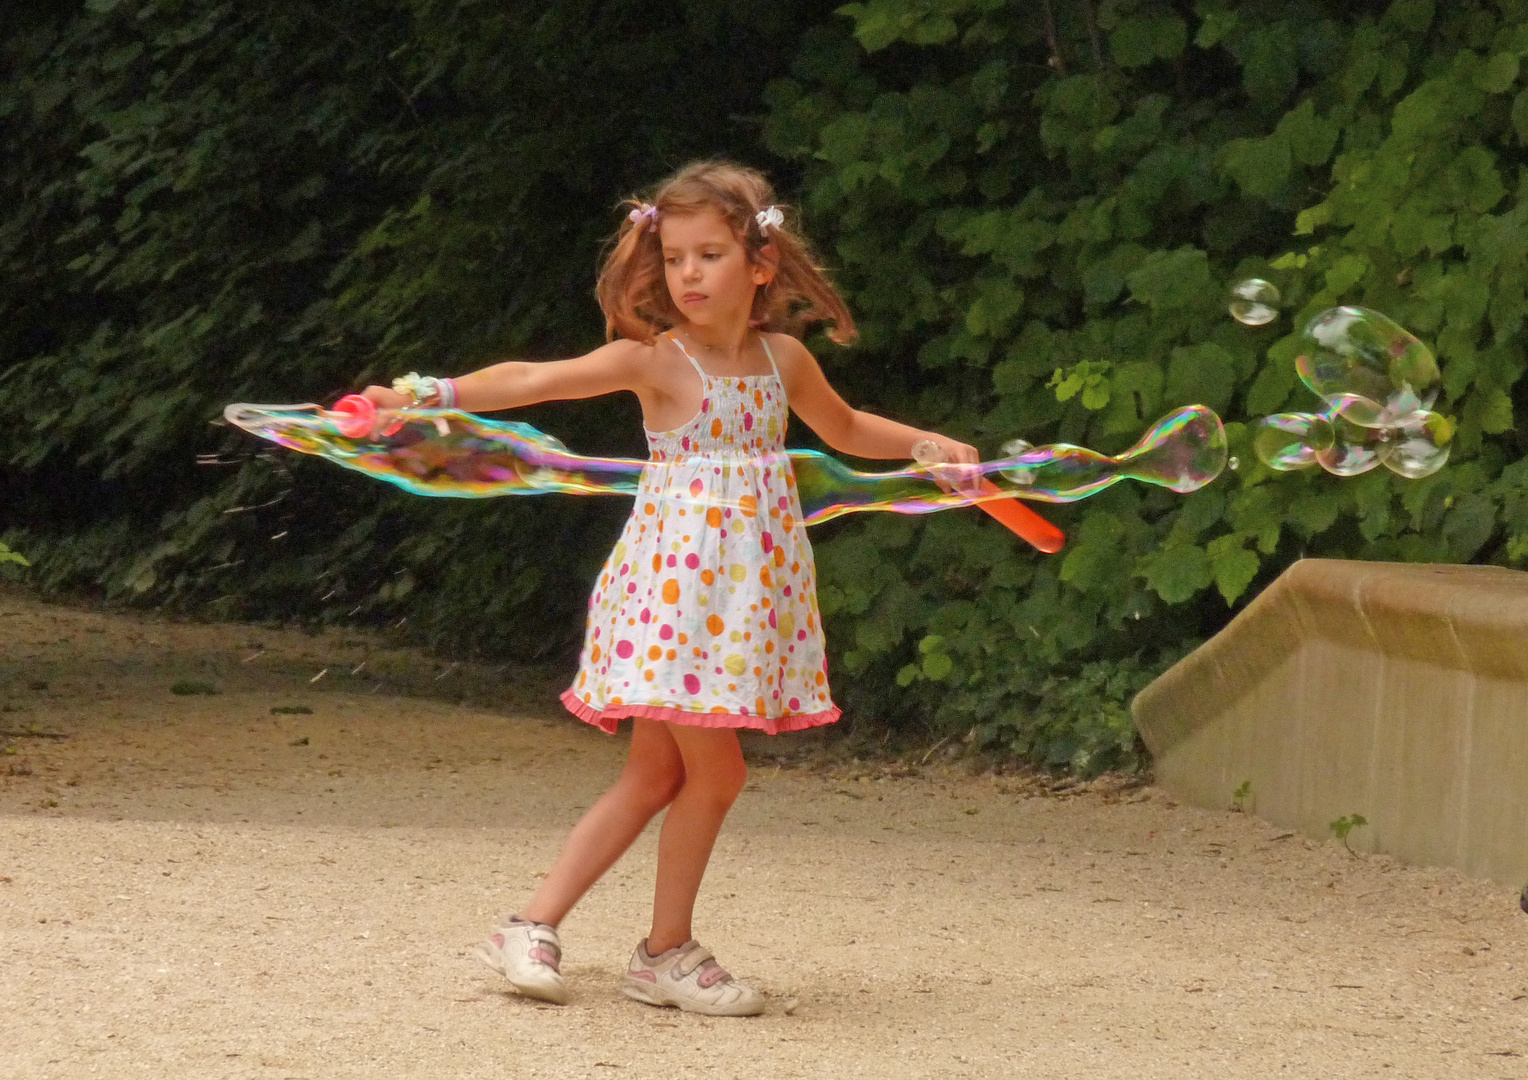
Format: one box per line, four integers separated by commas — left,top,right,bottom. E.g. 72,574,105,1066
1329,812,1369,853
0,542,28,569
0,1,820,660
764,0,1528,768
1231,779,1253,812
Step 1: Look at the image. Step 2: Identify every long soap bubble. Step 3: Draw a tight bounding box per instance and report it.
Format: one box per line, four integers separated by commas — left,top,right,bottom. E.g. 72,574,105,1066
224,401,1227,524
1253,306,1451,479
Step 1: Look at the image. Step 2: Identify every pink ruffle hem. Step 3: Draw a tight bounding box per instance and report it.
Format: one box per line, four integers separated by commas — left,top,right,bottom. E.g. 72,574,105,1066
560,689,841,736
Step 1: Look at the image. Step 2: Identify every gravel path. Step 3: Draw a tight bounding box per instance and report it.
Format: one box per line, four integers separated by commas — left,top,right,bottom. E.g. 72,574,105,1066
2,592,1526,1078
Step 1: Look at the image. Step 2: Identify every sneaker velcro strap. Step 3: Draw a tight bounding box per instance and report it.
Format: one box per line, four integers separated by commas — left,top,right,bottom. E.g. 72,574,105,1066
675,947,716,977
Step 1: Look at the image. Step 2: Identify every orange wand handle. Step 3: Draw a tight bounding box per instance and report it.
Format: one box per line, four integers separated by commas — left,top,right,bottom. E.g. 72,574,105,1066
972,479,1065,553
911,440,1065,554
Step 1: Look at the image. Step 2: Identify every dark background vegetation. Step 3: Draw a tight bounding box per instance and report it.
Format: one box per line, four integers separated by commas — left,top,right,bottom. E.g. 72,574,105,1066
4,0,1527,771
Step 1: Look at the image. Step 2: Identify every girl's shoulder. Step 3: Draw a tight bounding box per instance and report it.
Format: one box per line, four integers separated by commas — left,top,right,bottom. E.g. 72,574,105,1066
758,331,820,381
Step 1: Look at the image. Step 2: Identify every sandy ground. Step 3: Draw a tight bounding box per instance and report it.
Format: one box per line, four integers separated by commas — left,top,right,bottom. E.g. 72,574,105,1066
2,589,1526,1080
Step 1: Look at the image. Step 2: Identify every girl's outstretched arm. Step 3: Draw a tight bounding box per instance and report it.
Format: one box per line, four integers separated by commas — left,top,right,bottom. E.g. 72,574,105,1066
770,335,979,463
360,340,653,411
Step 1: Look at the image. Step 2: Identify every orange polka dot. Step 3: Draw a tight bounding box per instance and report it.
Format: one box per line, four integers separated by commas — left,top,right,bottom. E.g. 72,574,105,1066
706,614,725,635
701,569,716,586
652,554,663,573
782,514,795,533
678,633,688,645
591,645,602,663
759,566,772,588
644,670,656,681
710,418,723,438
644,502,656,515
815,672,826,686
648,646,663,661
773,547,786,568
738,495,757,517
666,648,677,661
710,706,730,715
755,696,767,714
706,507,723,528
662,579,680,604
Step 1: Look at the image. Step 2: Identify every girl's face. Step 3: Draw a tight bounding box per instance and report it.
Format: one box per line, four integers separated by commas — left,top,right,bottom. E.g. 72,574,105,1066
659,208,772,332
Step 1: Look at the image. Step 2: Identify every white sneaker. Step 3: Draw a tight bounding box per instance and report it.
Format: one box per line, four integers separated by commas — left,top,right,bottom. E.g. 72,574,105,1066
620,938,764,1016
472,916,568,1005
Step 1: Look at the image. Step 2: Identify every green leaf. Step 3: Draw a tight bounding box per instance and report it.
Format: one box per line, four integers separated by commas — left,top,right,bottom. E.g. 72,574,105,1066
1125,247,1212,311
921,650,954,681
1474,53,1520,95
1109,16,1188,69
1207,535,1260,604
1220,133,1292,199
1138,544,1213,604
1477,388,1514,433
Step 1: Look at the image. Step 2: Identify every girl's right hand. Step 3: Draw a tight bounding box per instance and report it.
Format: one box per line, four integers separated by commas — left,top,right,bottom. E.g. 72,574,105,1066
358,385,411,409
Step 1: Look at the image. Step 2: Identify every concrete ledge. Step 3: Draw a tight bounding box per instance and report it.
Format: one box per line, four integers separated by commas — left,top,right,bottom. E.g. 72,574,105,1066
1134,559,1528,886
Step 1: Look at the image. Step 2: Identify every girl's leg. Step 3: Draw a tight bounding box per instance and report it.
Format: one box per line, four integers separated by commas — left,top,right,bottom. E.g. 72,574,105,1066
519,719,685,926
647,724,747,953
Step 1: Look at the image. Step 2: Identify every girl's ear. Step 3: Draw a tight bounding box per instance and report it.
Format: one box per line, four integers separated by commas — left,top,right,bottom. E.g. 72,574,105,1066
751,243,779,286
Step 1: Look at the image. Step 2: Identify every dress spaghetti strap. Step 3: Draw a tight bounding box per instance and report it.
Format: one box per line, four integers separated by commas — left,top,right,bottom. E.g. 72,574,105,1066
760,336,783,385
666,332,709,380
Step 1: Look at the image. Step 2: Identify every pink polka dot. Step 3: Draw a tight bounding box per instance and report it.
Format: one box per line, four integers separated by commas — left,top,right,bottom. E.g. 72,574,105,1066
659,624,674,640
640,608,651,623
788,698,801,711
684,674,700,695
743,413,754,431
685,553,700,569
616,641,634,659
797,630,806,641
626,582,637,594
761,532,773,553
667,554,677,567
690,479,704,497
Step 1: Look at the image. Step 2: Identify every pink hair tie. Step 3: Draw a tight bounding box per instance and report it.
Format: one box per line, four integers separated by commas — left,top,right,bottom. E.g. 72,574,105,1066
755,205,784,233
627,203,659,231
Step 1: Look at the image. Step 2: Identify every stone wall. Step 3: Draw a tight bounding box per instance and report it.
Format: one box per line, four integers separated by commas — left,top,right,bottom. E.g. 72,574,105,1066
1133,559,1528,886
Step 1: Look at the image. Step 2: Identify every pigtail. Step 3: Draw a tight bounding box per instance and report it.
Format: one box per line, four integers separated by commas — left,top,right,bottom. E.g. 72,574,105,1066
746,205,857,346
596,199,674,344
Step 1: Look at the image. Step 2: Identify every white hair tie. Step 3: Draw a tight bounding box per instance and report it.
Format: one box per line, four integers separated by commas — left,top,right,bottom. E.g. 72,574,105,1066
755,205,784,233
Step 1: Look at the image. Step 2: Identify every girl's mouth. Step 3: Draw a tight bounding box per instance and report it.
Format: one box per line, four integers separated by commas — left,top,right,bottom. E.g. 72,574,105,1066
681,292,706,304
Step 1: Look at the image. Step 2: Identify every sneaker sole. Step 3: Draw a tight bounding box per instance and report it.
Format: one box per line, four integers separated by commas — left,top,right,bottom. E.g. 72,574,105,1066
472,942,569,1005
620,975,764,1017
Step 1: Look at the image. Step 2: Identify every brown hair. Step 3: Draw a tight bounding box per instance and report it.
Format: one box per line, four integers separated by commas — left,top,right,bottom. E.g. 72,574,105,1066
595,160,857,346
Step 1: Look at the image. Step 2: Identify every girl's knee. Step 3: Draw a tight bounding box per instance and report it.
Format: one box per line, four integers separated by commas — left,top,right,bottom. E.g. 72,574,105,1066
685,758,746,810
620,763,685,816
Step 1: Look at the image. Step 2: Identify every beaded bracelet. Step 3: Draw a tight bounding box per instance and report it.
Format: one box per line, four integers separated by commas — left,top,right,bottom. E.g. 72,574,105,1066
392,372,458,409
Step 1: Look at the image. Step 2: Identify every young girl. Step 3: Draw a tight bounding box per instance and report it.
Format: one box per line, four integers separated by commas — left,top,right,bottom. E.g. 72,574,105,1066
363,161,977,1016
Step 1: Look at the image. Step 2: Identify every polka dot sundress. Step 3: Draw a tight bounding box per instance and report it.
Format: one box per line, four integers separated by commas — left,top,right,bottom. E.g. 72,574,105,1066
559,333,839,735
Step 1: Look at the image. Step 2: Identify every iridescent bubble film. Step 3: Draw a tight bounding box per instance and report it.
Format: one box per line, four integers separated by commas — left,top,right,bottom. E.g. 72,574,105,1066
225,402,1227,521
1254,306,1451,479
1295,306,1439,427
1228,278,1281,326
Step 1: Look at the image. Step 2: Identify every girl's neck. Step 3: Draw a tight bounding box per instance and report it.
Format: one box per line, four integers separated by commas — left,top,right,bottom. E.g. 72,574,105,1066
677,324,752,361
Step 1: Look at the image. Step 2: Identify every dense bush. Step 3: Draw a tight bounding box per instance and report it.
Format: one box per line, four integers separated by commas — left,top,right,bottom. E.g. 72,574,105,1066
766,0,1528,768
4,0,1527,770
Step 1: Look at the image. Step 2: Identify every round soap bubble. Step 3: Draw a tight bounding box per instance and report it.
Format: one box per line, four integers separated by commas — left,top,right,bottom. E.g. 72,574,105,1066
1253,412,1334,470
1228,278,1281,326
1383,412,1453,479
1295,306,1439,427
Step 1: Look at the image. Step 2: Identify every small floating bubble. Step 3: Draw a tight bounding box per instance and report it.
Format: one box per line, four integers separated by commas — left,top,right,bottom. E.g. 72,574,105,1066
1228,278,1281,326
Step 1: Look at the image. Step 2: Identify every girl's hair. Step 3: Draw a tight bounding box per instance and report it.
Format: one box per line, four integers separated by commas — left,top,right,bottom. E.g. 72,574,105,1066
596,160,857,346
